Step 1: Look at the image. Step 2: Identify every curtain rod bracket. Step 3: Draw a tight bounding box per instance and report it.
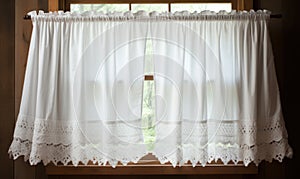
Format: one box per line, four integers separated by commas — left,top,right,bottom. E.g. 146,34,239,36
270,14,282,18
24,15,31,20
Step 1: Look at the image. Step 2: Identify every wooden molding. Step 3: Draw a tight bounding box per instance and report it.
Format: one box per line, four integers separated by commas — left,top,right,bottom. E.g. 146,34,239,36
45,154,258,175
66,0,232,3
244,0,253,10
64,0,252,12
236,0,253,10
65,0,233,11
46,162,258,175
48,0,59,11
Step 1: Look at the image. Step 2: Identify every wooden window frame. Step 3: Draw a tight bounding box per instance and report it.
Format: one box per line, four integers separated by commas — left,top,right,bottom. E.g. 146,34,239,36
49,0,253,14
46,161,258,175
46,0,257,175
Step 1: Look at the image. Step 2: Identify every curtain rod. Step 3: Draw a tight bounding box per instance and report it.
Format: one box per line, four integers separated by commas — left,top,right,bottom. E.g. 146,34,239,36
23,14,283,20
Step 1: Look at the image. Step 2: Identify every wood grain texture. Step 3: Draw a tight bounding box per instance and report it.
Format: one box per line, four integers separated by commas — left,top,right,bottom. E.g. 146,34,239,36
66,0,231,3
40,0,49,11
49,0,59,11
243,0,253,10
257,1,287,178
14,1,37,179
282,0,300,177
46,163,258,175
14,0,48,179
47,174,262,179
0,0,15,178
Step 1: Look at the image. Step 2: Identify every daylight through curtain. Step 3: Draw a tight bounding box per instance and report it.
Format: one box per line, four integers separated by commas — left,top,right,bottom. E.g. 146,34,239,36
9,10,292,167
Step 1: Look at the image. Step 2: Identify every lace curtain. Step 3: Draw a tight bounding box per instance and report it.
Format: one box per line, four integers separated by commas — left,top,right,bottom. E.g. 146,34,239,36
9,10,292,167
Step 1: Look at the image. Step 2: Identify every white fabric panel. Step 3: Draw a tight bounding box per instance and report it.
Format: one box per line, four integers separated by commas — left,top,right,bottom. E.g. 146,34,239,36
8,10,292,167
9,11,148,167
150,11,292,166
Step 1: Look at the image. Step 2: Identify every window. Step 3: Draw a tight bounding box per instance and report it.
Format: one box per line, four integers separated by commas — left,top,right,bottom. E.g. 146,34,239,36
71,4,130,12
58,0,254,12
44,0,259,175
68,0,234,156
69,2,232,13
171,3,231,12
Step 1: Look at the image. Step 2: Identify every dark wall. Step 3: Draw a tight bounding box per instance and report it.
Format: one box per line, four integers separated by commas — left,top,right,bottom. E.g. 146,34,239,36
255,0,300,178
282,0,300,178
0,0,15,179
257,0,300,178
0,0,299,178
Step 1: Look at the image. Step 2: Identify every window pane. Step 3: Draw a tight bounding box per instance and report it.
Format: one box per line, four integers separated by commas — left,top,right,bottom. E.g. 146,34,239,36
144,40,154,74
131,4,168,12
171,3,232,12
142,80,156,151
143,38,155,151
70,4,129,12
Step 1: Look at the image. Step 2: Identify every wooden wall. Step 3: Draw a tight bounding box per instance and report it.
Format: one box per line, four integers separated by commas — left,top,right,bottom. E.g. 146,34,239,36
49,175,259,179
0,0,298,178
14,1,48,179
0,0,15,179
282,0,300,178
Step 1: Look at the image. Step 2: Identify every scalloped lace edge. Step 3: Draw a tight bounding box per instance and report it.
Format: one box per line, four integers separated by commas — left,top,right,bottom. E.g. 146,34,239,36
152,138,293,167
8,137,292,168
13,114,290,147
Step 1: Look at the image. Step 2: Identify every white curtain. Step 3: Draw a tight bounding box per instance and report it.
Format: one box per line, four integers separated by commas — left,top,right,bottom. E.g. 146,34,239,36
9,10,292,167
9,10,149,167
150,11,293,167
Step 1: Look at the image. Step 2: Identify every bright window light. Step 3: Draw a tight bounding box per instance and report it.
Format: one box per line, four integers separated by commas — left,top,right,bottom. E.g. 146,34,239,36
131,4,168,12
71,4,129,12
171,3,232,12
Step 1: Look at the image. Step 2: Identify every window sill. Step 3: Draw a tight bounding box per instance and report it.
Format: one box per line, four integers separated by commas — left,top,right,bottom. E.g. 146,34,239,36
46,161,258,175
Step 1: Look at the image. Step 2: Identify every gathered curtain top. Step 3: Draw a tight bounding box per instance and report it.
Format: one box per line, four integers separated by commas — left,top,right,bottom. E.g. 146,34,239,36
28,9,271,21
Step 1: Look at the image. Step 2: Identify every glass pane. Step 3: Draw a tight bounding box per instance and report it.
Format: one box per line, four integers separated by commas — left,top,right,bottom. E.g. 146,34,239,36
171,3,232,12
131,4,168,12
142,38,155,151
144,40,154,74
142,80,156,151
70,4,129,12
